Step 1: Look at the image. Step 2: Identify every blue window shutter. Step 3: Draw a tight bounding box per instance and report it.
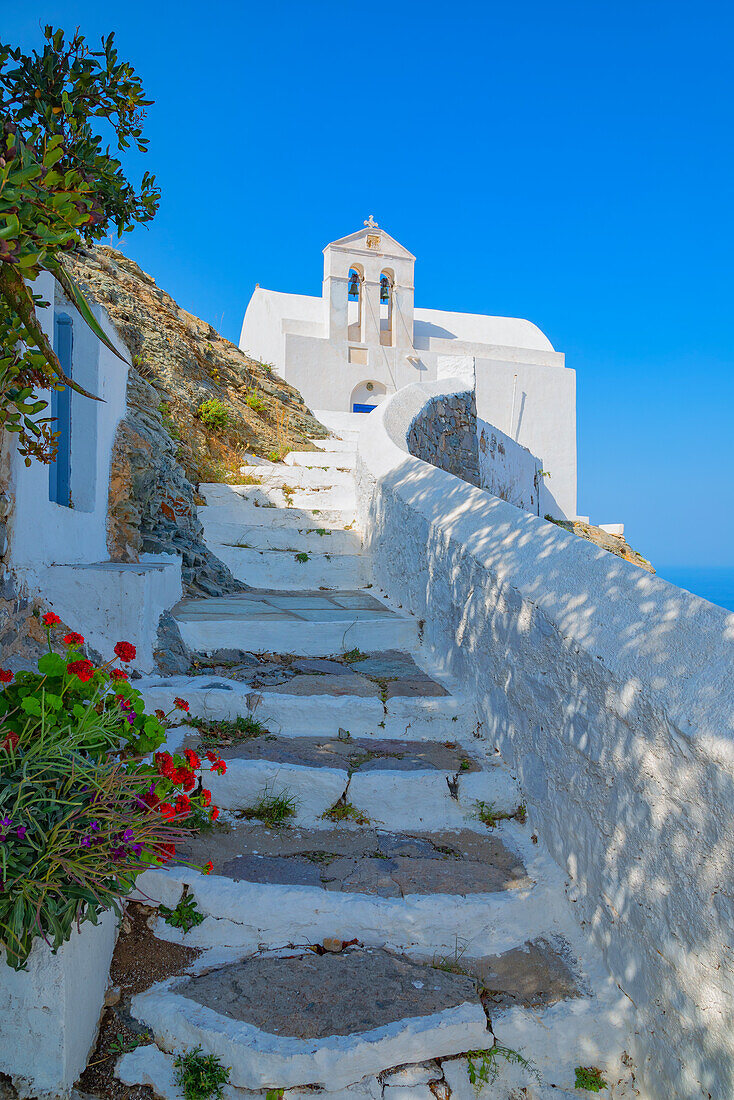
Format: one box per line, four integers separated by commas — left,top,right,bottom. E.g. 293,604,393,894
49,314,73,507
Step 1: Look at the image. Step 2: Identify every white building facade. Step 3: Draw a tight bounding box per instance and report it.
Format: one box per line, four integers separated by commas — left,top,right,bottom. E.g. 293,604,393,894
240,220,578,518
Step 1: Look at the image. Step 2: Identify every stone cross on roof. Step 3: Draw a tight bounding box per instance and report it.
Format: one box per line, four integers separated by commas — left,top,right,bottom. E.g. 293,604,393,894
363,215,378,228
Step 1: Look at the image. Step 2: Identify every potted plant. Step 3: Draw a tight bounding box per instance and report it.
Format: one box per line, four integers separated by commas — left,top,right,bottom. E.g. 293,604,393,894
0,615,224,1097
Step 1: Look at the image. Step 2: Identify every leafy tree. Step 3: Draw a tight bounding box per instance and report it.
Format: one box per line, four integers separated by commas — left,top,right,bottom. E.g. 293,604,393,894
0,26,159,463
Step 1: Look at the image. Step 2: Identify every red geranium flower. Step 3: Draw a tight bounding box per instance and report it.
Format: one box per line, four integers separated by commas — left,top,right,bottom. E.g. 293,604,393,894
159,803,176,820
175,794,191,817
42,612,62,627
203,860,213,875
155,709,166,720
210,807,219,822
67,659,94,682
63,632,84,646
157,843,176,863
184,749,201,770
1,731,19,752
201,789,211,806
110,668,128,681
210,759,227,775
173,697,190,712
205,750,218,763
114,641,136,663
0,669,13,684
143,790,160,809
155,751,174,778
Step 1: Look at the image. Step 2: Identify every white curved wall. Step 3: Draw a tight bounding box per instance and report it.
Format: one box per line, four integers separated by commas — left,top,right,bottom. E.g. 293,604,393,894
355,381,734,1100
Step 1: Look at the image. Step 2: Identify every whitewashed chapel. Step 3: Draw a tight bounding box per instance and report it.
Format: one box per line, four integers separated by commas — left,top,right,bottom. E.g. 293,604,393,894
240,218,577,518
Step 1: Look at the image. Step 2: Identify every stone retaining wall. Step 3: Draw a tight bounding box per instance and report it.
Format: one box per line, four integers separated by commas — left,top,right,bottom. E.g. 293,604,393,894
406,390,480,488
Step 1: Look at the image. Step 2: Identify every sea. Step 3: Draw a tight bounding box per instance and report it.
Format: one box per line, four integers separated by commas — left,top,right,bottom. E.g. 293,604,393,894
655,566,734,614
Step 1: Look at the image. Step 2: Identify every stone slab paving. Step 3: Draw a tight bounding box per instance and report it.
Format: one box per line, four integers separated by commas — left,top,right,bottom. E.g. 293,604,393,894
186,649,449,698
177,825,529,897
174,590,399,624
179,949,481,1040
183,731,479,773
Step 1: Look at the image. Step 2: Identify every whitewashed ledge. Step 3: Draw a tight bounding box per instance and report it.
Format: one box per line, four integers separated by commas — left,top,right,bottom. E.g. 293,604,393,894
0,910,118,1099
354,380,734,1100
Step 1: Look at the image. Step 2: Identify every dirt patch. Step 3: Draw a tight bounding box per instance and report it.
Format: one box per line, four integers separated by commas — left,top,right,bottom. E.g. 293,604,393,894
77,902,200,1100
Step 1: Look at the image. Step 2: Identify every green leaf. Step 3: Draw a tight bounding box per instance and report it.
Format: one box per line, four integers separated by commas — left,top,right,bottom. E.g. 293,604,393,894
37,653,65,676
20,697,42,716
45,260,129,368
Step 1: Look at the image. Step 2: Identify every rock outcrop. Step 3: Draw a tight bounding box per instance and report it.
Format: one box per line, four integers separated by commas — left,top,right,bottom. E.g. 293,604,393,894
546,516,655,572
64,246,328,596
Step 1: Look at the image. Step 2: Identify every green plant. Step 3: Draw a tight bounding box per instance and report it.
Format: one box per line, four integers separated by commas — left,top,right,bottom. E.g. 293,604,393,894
266,450,283,463
159,891,204,934
466,1045,536,1088
245,388,265,412
295,552,309,563
575,1066,608,1092
472,800,526,829
322,799,370,825
173,1046,231,1100
197,398,230,433
0,621,222,969
0,26,159,464
242,785,297,827
342,647,366,663
191,713,268,747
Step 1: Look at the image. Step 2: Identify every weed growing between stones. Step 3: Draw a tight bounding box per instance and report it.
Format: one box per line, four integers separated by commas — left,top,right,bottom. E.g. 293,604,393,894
159,890,205,934
242,785,298,826
295,552,310,562
191,713,270,748
575,1065,608,1091
245,388,266,413
473,800,527,829
466,1045,537,1088
173,1045,231,1100
322,798,371,825
342,647,368,662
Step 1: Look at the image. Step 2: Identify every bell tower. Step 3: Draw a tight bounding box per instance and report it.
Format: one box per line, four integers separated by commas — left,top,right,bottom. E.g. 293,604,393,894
322,219,416,353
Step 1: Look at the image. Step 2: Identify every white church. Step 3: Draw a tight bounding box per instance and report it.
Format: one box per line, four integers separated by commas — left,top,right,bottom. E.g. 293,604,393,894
240,218,578,518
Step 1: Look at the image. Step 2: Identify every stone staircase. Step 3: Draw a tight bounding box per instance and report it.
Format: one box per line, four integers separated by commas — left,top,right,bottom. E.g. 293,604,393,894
126,418,637,1099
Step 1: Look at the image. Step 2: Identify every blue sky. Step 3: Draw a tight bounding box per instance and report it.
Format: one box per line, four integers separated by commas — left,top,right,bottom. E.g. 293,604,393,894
5,1,733,574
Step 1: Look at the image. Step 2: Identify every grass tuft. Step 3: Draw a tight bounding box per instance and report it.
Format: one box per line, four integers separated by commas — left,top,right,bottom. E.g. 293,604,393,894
242,785,298,826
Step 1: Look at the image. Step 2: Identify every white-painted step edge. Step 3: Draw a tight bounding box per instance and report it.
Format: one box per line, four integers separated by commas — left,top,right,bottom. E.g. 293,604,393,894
237,466,355,490
174,614,418,658
130,978,489,1091
307,436,358,452
139,679,470,741
198,502,358,531
209,546,369,590
206,759,348,821
285,450,357,470
201,521,362,555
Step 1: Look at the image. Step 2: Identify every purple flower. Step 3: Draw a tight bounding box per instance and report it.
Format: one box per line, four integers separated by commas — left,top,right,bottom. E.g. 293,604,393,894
0,833,6,843
16,826,26,839
130,843,142,856
89,821,99,832
111,846,126,861
1,816,12,828
79,836,91,848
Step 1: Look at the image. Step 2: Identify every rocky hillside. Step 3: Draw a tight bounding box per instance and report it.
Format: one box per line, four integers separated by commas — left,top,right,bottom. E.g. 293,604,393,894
546,516,655,573
64,247,328,597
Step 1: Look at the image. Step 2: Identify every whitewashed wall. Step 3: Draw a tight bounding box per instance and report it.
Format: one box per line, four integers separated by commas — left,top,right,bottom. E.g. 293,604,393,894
356,381,734,1100
477,418,541,513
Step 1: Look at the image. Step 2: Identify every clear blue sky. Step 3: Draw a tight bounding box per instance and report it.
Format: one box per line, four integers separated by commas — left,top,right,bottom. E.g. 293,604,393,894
5,1,733,572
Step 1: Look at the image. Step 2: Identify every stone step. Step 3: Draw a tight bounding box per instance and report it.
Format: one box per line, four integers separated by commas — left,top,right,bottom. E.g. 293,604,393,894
207,545,370,591
198,501,358,532
307,435,358,452
174,730,521,825
203,481,357,513
172,591,418,657
128,948,490,1091
312,410,369,437
284,450,357,470
140,645,470,741
201,520,362,555
237,465,356,491
136,822,558,956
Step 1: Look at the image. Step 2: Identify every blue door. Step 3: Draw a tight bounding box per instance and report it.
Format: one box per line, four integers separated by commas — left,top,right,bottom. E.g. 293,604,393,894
49,314,72,506
352,403,376,413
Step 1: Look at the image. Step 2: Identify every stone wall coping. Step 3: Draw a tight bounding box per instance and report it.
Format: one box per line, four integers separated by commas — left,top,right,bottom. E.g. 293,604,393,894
356,381,734,757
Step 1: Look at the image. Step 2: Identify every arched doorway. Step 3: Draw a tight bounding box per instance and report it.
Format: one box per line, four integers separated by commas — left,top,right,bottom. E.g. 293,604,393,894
350,380,387,413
